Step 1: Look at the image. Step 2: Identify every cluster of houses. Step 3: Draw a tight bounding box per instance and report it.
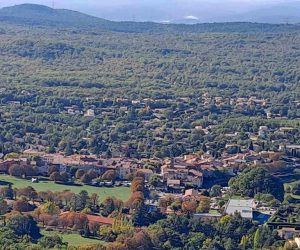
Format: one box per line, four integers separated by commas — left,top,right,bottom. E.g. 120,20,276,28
59,93,275,122
0,144,298,192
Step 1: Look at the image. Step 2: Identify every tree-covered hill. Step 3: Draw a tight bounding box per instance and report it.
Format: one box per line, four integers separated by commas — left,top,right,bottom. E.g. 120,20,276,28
0,4,300,33
0,4,300,156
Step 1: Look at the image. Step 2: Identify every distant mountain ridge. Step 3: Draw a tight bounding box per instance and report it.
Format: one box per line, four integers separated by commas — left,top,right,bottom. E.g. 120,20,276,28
0,4,110,27
0,4,299,33
233,1,300,24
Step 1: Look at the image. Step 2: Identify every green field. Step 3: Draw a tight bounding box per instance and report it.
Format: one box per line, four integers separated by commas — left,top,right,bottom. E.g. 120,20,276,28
0,174,131,202
41,229,105,247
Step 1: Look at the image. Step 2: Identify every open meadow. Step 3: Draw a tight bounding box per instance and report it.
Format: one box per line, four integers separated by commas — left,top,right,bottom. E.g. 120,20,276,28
0,174,131,202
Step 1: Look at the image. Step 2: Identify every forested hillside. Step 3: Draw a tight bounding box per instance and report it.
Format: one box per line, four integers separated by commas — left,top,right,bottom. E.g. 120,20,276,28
1,4,300,157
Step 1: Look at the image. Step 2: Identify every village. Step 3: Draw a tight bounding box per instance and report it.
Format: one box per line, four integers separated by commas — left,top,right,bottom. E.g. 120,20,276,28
0,132,300,247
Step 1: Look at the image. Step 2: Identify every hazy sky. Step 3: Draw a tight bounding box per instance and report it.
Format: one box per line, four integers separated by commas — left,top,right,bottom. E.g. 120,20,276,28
0,0,299,22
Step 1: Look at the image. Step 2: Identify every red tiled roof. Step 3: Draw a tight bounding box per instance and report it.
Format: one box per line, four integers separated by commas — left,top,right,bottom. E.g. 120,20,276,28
86,214,114,225
60,211,114,225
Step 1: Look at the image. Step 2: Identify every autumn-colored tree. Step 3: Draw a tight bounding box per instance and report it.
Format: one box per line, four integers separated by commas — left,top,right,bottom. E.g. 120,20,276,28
101,197,123,217
135,171,145,179
87,170,98,180
17,186,37,201
75,169,85,179
106,242,128,250
126,191,145,209
182,200,198,214
197,196,211,213
39,201,60,215
60,171,69,182
38,213,53,227
102,170,116,182
8,165,24,177
13,199,33,212
58,190,74,206
158,195,176,209
48,165,60,176
131,177,145,193
60,212,88,230
90,193,99,209
125,230,153,250
38,191,55,202
50,171,62,182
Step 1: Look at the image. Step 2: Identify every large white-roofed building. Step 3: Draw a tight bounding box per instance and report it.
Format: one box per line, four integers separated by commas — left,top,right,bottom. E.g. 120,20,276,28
225,199,254,219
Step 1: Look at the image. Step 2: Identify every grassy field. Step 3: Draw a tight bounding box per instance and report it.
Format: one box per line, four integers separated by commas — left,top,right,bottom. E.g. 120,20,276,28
41,229,105,246
0,174,131,201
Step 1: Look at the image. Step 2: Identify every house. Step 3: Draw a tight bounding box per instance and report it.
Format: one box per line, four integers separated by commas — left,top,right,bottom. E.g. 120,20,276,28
280,144,300,157
167,179,181,188
278,227,300,239
183,189,200,201
279,127,297,134
225,199,254,219
258,126,268,138
84,109,95,117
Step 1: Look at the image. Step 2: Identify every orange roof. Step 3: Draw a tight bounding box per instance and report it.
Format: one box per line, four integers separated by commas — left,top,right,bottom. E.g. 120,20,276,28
60,212,114,225
86,214,114,225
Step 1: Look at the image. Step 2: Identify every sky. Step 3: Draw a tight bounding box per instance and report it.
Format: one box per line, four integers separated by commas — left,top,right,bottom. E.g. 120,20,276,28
0,0,299,22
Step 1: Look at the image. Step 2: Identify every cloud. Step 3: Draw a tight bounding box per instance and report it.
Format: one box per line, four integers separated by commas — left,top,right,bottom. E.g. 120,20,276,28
184,15,199,20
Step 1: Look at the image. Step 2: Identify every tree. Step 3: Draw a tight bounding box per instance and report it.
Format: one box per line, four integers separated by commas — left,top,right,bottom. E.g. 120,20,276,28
7,214,40,238
60,171,69,183
185,232,206,250
125,230,154,250
253,225,276,249
181,200,198,214
131,177,145,193
64,143,73,156
90,193,99,210
102,170,116,182
38,234,64,249
229,167,284,200
75,169,85,179
149,175,161,187
99,225,116,242
81,173,93,184
23,165,37,177
131,202,149,227
0,199,8,215
48,165,60,176
101,197,123,217
210,185,222,197
39,201,60,215
17,186,37,201
0,184,14,199
50,171,62,182
60,212,88,230
197,196,211,213
79,190,89,209
8,165,23,177
13,199,33,212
